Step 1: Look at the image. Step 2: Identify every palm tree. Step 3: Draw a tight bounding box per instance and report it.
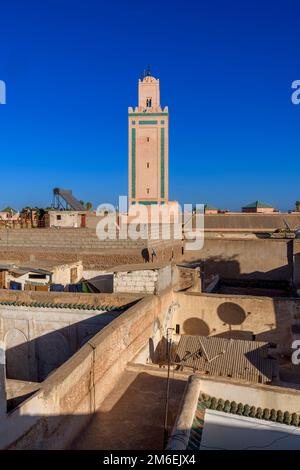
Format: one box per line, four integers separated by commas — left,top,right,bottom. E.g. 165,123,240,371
20,206,32,221
85,202,93,211
296,201,300,212
34,207,47,221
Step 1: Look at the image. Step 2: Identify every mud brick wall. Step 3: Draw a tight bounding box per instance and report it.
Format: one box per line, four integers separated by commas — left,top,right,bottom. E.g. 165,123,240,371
0,228,182,269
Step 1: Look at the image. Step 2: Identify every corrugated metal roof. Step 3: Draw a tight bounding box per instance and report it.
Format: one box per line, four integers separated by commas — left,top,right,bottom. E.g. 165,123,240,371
173,335,274,384
0,263,52,276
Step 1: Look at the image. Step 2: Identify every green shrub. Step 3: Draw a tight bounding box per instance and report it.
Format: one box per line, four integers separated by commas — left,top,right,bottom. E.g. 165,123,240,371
270,409,277,422
283,411,291,425
291,413,299,427
256,407,263,419
237,403,244,415
204,397,212,408
217,399,225,411
277,410,284,423
249,406,256,418
210,397,218,410
243,405,250,417
230,401,237,414
224,400,231,413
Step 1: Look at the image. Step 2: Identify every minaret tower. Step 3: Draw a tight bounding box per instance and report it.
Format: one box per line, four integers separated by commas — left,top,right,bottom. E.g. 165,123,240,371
128,68,169,206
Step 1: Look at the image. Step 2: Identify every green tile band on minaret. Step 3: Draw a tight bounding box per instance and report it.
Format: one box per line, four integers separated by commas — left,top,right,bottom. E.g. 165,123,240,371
131,127,136,199
128,71,168,205
161,127,165,198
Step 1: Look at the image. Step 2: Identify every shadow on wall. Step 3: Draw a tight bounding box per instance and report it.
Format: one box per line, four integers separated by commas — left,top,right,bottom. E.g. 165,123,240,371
244,344,275,383
1,372,186,450
4,311,123,383
149,335,171,364
214,302,254,340
142,248,150,263
182,303,250,340
179,297,293,354
217,302,246,325
294,252,300,287
202,255,241,279
183,318,210,337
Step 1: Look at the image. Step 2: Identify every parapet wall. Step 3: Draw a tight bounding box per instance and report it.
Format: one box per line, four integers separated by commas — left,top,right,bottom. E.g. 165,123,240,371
198,376,300,413
0,228,145,251
0,288,175,449
0,304,122,383
186,236,300,284
0,288,140,308
167,375,300,450
0,228,182,269
0,290,140,384
202,213,300,231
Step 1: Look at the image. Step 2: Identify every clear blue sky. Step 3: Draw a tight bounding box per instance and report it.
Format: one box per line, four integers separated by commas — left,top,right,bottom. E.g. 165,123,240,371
0,0,299,211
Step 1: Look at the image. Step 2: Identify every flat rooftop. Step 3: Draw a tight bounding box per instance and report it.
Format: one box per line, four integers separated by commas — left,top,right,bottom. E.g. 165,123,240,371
70,366,187,450
109,262,168,273
0,259,80,274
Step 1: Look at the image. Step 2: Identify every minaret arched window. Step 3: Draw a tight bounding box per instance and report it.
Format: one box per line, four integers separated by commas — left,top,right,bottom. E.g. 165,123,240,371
146,98,152,107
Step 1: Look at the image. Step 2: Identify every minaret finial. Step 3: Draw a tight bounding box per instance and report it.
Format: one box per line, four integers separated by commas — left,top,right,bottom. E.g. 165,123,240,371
147,65,151,76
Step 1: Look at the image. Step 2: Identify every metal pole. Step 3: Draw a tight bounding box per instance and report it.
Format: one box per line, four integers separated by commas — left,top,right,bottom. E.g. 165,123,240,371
163,327,174,449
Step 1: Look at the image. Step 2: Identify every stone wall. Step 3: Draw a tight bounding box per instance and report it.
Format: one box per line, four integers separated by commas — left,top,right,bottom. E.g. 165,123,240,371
0,290,140,384
0,304,123,382
0,228,145,251
0,288,175,449
51,261,83,285
185,236,300,284
198,376,300,414
0,228,182,269
0,288,140,308
114,270,158,294
113,265,172,294
172,265,200,292
202,213,300,231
